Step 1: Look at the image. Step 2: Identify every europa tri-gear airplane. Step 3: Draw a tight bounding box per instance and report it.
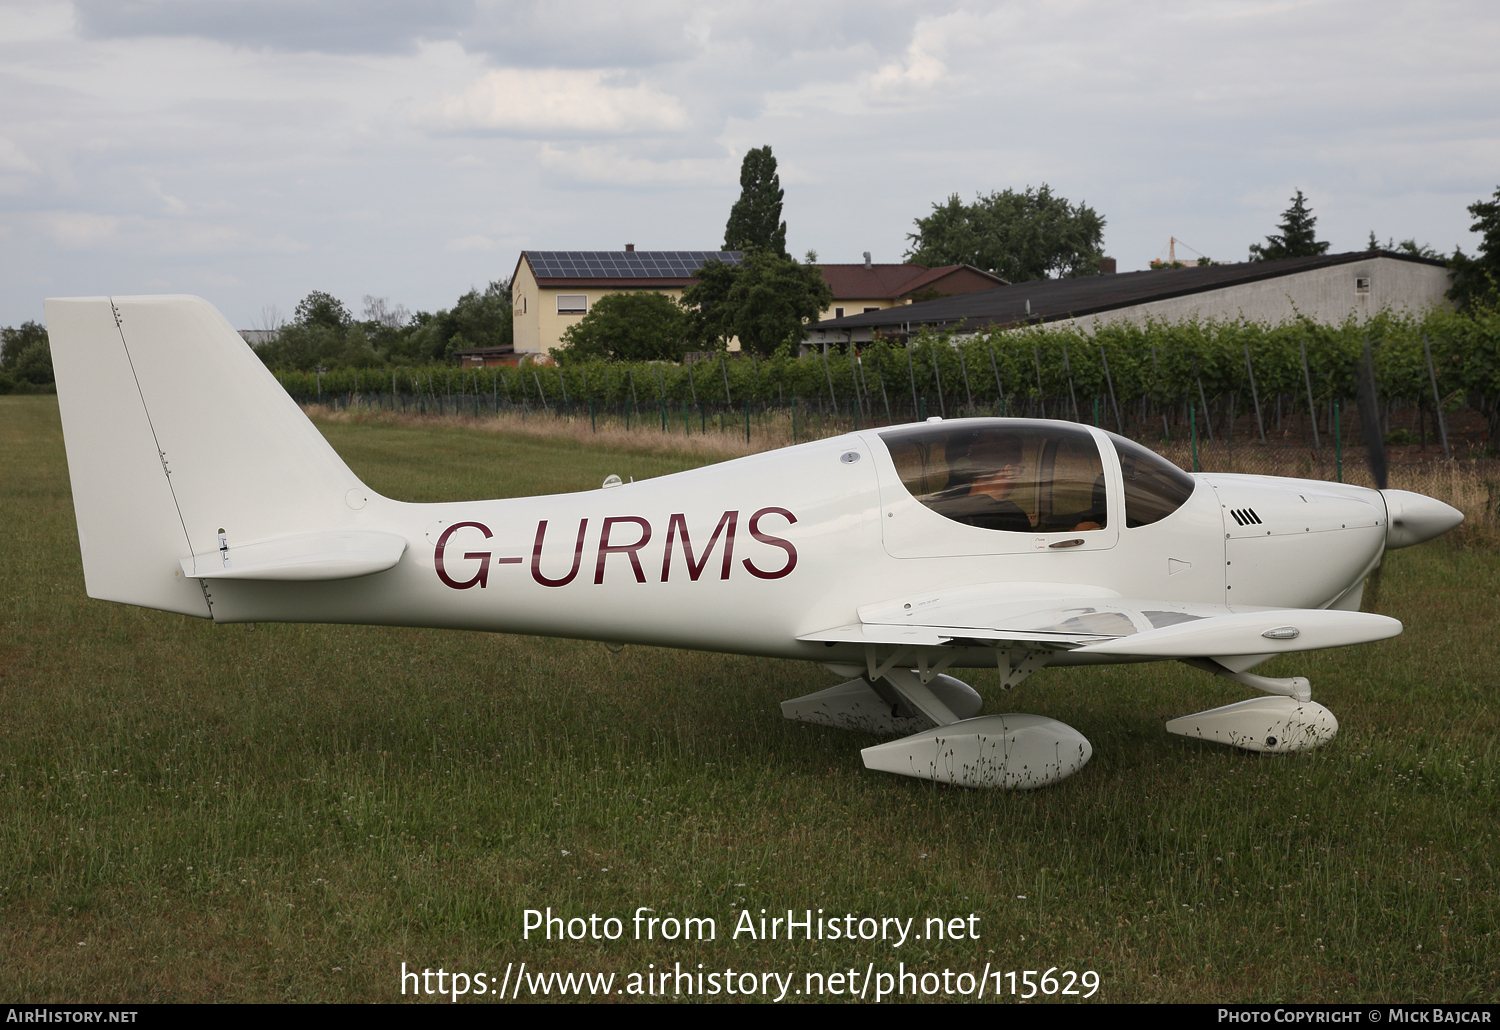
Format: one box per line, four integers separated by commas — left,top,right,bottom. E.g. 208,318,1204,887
45,295,1464,789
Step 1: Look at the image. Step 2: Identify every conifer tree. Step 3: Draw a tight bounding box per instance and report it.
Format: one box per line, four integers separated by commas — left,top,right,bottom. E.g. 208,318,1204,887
1448,185,1500,309
1249,189,1330,260
723,146,787,256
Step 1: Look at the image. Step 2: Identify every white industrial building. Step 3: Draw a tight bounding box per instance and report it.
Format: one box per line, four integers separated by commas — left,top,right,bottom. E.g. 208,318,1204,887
805,250,1453,346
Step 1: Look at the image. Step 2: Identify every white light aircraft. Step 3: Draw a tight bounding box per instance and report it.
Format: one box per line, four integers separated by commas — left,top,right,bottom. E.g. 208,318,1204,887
46,296,1464,789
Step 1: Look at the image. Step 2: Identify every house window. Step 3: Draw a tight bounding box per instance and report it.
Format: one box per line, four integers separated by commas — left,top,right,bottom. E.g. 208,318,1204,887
863,306,881,314
835,307,845,319
557,295,587,314
1355,276,1371,294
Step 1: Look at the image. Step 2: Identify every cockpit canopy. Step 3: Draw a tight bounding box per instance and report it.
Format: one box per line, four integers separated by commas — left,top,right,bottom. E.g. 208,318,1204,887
877,420,1195,533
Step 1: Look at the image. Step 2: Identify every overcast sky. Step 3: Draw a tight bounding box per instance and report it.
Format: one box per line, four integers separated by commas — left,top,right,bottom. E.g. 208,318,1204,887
2,0,1497,328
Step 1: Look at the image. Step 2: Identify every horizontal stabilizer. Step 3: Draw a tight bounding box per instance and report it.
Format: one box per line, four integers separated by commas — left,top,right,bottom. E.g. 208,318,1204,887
180,530,407,581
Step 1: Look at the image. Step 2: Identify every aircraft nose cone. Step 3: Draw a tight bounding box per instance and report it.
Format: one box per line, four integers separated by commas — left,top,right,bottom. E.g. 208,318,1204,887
1382,489,1464,549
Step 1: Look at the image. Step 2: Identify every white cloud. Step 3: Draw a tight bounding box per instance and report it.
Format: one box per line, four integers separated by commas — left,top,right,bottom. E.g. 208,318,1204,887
535,143,734,186
445,234,494,252
0,137,41,174
867,17,950,102
436,68,689,136
45,211,121,249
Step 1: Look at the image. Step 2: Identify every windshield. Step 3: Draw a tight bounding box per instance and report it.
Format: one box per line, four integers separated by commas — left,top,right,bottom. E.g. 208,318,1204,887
1106,432,1196,527
879,420,1107,533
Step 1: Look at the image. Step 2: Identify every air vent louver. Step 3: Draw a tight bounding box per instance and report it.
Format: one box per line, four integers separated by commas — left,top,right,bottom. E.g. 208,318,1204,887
1230,508,1263,527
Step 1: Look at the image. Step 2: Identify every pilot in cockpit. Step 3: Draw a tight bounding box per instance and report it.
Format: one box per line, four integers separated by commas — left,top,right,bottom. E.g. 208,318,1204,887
937,431,1034,532
937,429,1104,534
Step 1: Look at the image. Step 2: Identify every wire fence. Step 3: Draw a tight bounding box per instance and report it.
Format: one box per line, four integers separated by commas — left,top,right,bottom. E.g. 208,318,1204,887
303,385,1500,542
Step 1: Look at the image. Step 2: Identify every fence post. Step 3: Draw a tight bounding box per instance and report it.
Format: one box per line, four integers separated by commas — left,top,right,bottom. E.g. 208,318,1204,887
1032,345,1047,419
745,398,751,445
1190,403,1199,472
1244,344,1267,444
877,358,893,423
1300,340,1321,450
1099,346,1122,432
590,398,595,432
821,346,840,417
1152,345,1168,440
1062,345,1079,422
988,345,1005,416
1334,399,1342,482
1193,359,1215,442
906,342,919,419
1422,334,1451,460
930,343,947,419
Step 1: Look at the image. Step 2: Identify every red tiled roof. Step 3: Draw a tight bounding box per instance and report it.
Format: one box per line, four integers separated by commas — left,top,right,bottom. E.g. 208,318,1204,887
815,263,1008,299
816,264,934,299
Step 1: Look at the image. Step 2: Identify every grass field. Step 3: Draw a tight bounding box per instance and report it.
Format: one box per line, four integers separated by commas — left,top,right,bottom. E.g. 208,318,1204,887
1,394,1496,1003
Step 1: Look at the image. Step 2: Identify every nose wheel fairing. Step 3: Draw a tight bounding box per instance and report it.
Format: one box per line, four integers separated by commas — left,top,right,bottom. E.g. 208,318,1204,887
1165,695,1339,753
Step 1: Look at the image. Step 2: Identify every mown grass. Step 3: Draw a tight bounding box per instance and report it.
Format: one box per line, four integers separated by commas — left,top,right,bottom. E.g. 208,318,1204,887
1,394,1496,1003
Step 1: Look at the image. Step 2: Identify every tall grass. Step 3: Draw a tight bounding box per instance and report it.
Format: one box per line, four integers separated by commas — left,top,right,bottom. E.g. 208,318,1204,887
2,395,1496,1003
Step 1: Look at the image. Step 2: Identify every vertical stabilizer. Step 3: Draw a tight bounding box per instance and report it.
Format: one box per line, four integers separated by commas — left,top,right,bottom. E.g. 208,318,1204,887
45,295,372,616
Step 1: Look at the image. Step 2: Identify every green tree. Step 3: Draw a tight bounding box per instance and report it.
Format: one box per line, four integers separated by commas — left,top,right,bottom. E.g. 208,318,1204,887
1449,185,1500,309
905,184,1105,281
293,291,352,332
723,146,787,256
681,250,832,357
254,290,352,369
1,320,49,370
12,339,54,385
1248,189,1330,261
554,291,689,362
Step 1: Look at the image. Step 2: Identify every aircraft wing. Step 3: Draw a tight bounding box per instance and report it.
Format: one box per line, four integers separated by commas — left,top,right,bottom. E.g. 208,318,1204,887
798,582,1402,656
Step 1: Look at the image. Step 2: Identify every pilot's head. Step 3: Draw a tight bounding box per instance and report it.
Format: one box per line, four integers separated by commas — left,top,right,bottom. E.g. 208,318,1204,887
947,429,1023,485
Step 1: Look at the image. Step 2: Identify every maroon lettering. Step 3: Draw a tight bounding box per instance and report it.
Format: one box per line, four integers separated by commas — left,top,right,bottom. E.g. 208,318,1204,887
660,511,738,582
595,516,652,584
531,518,588,587
434,521,493,590
741,507,798,580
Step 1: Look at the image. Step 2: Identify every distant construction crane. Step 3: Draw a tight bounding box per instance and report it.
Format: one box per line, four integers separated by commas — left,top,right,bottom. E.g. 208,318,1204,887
1154,237,1211,267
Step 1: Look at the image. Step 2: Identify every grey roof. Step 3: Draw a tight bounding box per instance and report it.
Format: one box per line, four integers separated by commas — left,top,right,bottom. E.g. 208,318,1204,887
809,250,1449,334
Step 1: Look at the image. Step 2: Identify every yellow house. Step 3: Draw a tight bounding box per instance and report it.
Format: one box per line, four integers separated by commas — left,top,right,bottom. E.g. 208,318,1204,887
512,247,742,355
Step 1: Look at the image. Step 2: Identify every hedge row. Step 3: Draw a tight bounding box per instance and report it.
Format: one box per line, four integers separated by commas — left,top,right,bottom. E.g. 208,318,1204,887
272,307,1500,413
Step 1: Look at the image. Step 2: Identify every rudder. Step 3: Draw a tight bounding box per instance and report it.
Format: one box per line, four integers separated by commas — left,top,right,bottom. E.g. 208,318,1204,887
46,295,373,616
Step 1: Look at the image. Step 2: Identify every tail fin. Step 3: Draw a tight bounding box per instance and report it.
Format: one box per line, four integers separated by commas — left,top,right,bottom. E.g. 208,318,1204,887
46,295,371,616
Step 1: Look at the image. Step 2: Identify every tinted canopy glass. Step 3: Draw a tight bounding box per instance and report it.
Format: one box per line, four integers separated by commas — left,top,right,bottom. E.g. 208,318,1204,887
880,421,1107,533
1106,432,1196,527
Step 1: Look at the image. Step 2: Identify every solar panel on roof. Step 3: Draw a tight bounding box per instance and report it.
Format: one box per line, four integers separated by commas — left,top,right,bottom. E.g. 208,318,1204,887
526,250,742,278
